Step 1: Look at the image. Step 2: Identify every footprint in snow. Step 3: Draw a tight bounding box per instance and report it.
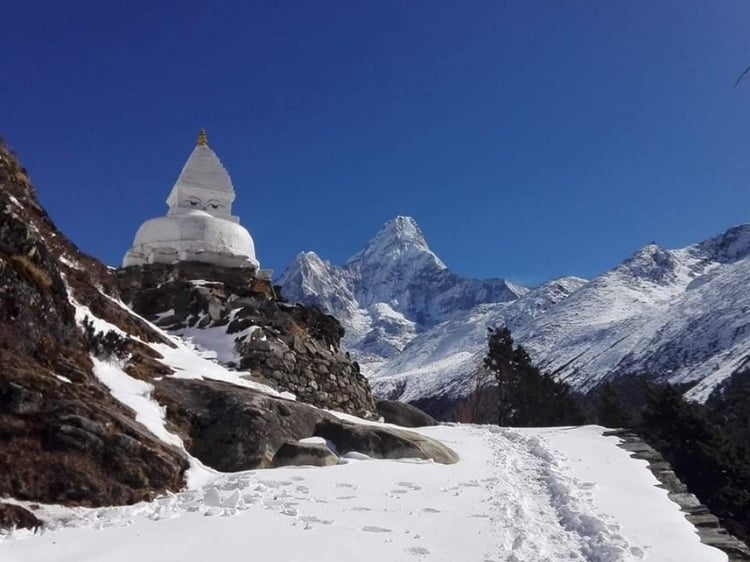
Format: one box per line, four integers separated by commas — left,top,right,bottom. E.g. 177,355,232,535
242,493,261,504
259,480,293,488
203,488,222,507
262,499,288,510
459,480,481,488
406,546,430,556
350,506,372,512
203,507,224,517
440,486,460,494
421,507,441,514
300,515,333,525
396,481,422,491
336,495,356,500
362,525,392,533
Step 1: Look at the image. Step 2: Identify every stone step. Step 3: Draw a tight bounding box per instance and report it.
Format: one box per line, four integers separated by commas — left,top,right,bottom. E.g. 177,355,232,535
686,513,721,529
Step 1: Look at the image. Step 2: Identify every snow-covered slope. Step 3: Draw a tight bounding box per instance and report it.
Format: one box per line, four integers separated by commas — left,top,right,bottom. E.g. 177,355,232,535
370,276,588,403
0,425,725,562
513,225,750,400
278,216,526,367
281,219,750,406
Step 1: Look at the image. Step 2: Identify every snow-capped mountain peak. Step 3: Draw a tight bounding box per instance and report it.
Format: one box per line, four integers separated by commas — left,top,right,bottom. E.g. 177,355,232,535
277,251,361,321
346,215,446,271
278,216,526,367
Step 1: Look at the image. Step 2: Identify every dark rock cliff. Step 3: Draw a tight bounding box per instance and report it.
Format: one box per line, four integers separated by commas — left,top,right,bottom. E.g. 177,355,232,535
0,140,188,507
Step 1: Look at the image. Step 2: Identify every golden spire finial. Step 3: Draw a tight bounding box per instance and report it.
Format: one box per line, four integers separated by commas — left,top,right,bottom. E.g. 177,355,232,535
197,127,208,147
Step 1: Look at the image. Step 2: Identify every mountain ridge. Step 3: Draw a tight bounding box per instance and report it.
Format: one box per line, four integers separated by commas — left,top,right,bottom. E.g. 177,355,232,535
278,216,750,408
277,216,526,365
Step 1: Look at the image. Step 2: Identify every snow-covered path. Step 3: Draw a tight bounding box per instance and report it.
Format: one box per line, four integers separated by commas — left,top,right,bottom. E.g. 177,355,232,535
485,428,633,560
0,425,725,562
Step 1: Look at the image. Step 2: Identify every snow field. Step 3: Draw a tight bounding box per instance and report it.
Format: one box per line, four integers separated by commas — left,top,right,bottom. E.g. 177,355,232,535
0,425,725,562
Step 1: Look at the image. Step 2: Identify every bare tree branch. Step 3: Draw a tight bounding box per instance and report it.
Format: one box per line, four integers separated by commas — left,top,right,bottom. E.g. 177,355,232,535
734,65,750,88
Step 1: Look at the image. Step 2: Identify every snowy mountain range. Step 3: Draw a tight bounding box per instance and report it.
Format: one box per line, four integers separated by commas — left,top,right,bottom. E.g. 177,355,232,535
278,216,526,364
278,217,750,405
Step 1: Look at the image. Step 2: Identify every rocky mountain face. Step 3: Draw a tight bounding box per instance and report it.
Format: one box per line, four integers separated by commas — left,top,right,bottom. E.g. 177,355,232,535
1,141,452,523
278,216,526,365
0,141,187,507
279,215,750,414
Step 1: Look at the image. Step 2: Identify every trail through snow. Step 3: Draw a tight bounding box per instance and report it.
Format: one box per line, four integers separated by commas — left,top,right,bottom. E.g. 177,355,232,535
0,425,723,562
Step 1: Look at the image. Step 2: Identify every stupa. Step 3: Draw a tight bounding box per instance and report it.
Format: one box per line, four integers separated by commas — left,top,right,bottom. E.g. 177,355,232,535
122,129,259,270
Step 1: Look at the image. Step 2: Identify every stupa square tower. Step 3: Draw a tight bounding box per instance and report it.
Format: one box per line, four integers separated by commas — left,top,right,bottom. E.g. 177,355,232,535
123,130,259,269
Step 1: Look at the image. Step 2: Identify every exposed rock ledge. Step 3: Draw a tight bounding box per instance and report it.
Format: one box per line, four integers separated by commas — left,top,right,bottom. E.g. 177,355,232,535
155,378,458,471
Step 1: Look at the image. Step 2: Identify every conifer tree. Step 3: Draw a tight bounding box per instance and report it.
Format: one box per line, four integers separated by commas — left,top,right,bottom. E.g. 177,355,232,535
483,326,584,426
596,381,632,428
640,384,750,542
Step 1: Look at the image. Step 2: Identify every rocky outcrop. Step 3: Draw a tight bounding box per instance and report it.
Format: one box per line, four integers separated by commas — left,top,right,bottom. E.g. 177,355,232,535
0,504,41,531
272,441,339,468
0,379,187,506
154,377,334,470
0,141,188,507
117,263,376,416
376,400,437,427
314,419,458,464
154,378,457,470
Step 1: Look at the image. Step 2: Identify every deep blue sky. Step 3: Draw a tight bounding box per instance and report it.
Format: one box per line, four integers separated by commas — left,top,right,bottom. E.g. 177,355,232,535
2,1,749,286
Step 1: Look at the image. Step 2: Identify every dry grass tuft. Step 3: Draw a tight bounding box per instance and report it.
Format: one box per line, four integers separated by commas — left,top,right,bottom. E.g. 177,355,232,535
10,255,52,290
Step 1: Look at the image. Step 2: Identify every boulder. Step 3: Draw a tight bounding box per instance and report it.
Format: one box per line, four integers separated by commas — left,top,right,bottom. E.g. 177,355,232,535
155,377,458,470
272,441,339,468
376,400,438,427
154,377,336,471
0,503,41,531
314,419,458,464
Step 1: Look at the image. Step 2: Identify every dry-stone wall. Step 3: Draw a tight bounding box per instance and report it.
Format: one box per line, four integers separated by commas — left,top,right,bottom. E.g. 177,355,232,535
609,430,750,562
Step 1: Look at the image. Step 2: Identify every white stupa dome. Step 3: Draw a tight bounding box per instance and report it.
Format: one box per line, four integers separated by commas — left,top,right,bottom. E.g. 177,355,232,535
123,129,259,269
